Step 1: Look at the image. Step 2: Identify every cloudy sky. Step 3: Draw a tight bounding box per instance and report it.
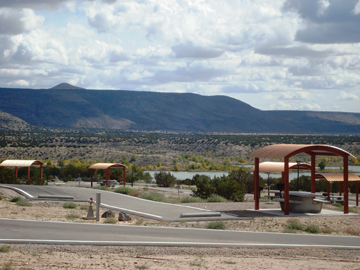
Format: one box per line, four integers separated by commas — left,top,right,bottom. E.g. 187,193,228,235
1,0,360,112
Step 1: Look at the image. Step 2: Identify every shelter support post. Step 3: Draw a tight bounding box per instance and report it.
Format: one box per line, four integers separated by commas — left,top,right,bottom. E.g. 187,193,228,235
327,181,330,201
90,169,93,188
40,164,43,179
254,158,259,210
284,157,289,215
339,182,342,196
15,167,18,178
27,166,30,180
311,154,316,193
356,181,359,207
343,156,349,214
123,168,126,186
106,168,110,187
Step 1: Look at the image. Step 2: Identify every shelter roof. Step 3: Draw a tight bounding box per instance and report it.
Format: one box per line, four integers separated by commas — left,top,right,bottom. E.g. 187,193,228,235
88,163,127,169
315,173,360,182
249,161,312,173
249,144,355,159
0,160,43,167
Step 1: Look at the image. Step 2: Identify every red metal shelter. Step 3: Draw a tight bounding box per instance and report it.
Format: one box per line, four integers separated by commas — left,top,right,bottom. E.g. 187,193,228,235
88,163,127,187
315,173,359,207
0,159,43,180
249,144,355,215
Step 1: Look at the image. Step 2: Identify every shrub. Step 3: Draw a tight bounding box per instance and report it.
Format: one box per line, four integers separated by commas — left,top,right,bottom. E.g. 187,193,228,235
103,217,117,224
114,186,132,195
63,202,77,209
10,196,21,202
283,228,297,234
211,175,246,202
191,174,215,199
16,198,32,207
206,221,226,230
155,171,176,187
181,197,203,203
206,194,228,203
0,246,10,253
305,224,321,234
140,192,166,202
286,220,303,230
66,213,80,220
228,167,255,194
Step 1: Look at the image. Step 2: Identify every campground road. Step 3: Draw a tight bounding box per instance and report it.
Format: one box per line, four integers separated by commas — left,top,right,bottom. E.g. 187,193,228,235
0,184,240,222
0,218,360,248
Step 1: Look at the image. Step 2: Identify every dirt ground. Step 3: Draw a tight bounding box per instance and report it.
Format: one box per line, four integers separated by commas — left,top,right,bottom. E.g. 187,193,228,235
0,187,360,269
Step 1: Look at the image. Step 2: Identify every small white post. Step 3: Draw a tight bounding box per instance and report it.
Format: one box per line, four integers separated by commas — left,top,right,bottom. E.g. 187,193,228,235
96,192,101,222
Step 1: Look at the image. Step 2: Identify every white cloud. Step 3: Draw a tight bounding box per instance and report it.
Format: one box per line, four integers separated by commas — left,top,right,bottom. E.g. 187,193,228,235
271,101,292,110
279,91,309,100
300,103,321,110
353,0,360,14
0,0,359,113
338,91,359,100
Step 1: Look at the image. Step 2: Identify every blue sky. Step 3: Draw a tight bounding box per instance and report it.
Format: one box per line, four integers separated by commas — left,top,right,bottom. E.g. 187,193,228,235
0,0,359,112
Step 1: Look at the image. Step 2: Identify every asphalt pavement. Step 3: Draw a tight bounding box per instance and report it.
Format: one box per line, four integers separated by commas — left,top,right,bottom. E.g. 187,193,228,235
0,184,241,222
1,218,359,248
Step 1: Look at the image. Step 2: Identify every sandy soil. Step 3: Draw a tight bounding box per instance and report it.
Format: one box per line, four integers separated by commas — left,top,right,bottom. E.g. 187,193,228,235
0,187,360,269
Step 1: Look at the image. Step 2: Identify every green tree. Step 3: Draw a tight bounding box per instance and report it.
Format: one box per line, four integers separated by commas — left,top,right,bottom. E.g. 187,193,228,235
318,159,328,171
191,174,215,199
142,172,153,183
228,167,256,193
212,175,246,202
154,171,176,187
0,167,18,184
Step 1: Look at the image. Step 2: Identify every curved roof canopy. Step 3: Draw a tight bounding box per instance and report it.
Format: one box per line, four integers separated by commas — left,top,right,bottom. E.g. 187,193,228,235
249,144,355,159
0,160,43,167
249,162,312,173
89,163,127,169
315,173,360,182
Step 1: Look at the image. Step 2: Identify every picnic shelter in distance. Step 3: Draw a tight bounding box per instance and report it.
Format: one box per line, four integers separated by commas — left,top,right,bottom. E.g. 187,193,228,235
249,144,356,215
0,159,44,180
88,163,127,187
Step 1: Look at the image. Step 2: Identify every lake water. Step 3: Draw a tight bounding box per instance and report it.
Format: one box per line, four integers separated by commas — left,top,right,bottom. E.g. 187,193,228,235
145,165,360,181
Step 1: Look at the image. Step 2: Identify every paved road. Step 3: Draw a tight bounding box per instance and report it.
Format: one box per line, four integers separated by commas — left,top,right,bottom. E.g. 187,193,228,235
1,218,359,248
1,184,240,222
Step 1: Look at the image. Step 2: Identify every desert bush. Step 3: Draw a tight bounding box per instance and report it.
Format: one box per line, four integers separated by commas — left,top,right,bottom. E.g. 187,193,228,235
305,224,321,234
283,228,297,234
63,202,77,209
206,221,226,230
0,167,19,184
181,197,203,203
66,213,80,220
10,196,21,202
140,192,166,202
228,167,257,194
206,194,228,203
154,171,176,187
16,198,32,207
114,186,132,195
191,174,215,199
286,219,303,230
0,245,10,253
211,175,246,202
103,217,117,224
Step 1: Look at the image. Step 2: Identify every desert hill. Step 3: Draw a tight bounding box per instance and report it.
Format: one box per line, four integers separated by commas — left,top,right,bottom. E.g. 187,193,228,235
0,84,359,134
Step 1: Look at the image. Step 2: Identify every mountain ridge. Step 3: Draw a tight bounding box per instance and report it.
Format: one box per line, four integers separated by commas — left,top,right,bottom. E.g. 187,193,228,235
0,85,359,134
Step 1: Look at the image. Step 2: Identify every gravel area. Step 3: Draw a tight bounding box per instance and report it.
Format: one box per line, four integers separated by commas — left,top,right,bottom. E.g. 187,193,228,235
1,187,360,269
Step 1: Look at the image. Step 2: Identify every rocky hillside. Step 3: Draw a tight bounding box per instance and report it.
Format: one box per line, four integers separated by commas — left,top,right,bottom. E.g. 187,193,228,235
0,84,359,134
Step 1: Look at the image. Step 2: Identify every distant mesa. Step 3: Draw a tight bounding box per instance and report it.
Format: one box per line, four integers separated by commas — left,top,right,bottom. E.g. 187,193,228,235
50,83,85,90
